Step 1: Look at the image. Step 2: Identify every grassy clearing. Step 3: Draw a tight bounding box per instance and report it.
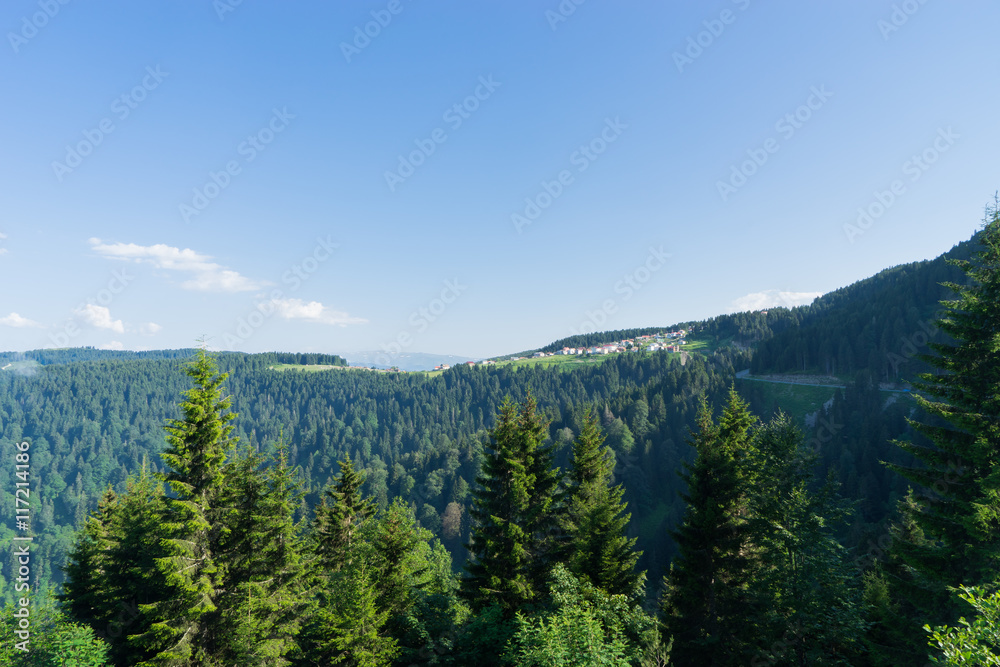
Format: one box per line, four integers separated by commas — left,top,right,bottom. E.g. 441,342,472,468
678,335,729,354
493,354,618,371
739,374,918,425
738,379,838,424
268,363,345,372
411,355,616,376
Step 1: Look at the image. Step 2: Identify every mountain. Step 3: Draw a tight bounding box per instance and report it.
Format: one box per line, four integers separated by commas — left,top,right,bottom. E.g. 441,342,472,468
0,229,981,606
750,235,977,382
0,345,742,603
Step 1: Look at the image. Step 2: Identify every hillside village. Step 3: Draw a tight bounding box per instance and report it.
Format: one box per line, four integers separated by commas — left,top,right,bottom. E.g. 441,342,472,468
432,330,689,371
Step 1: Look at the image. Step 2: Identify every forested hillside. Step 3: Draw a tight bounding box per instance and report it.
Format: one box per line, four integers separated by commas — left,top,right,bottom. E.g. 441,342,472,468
0,349,346,367
537,307,806,355
0,346,742,604
750,235,976,381
0,233,973,606
4,222,1000,665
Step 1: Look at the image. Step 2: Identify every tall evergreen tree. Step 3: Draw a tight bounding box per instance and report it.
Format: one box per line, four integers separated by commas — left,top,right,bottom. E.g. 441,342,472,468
519,394,564,596
214,447,308,666
60,488,117,637
297,458,403,667
746,415,865,665
462,395,561,615
312,456,375,573
367,499,430,622
319,557,399,667
663,391,755,667
61,467,168,666
131,348,237,665
564,407,643,598
888,205,1000,640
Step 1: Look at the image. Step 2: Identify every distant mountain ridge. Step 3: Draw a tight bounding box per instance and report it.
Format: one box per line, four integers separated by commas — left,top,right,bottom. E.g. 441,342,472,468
0,231,979,379
0,348,347,368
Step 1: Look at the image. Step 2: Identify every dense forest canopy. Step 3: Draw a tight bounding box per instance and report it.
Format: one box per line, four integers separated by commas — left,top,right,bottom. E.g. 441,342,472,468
750,236,975,381
0,345,742,603
3,222,999,665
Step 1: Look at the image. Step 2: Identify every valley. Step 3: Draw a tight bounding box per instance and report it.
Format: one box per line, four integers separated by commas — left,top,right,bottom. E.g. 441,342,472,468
0,225,993,665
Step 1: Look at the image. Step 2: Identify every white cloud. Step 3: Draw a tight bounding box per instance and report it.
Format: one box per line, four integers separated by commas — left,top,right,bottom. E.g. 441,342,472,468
140,322,162,335
731,290,822,312
74,304,125,333
0,312,42,328
267,298,367,326
0,232,7,255
98,341,125,350
89,239,265,292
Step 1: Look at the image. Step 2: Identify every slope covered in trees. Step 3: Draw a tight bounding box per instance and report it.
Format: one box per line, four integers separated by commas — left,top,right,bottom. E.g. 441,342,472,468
0,346,741,603
536,308,805,356
4,216,1000,664
750,236,975,381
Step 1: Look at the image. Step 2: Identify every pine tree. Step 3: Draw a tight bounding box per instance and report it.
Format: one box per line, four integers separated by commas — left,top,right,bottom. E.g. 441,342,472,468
61,467,167,666
564,407,643,598
214,446,308,665
295,535,400,666
463,394,562,614
312,457,375,573
746,414,865,665
298,458,407,666
60,487,117,636
519,394,564,596
321,557,399,667
463,397,534,613
865,492,933,666
367,498,430,622
663,391,755,667
131,348,236,665
889,205,1000,637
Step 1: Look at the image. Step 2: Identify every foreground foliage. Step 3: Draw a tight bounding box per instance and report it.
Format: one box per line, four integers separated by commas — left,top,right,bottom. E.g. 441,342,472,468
0,604,109,666
506,564,658,666
664,390,864,666
877,204,1000,664
925,587,1000,665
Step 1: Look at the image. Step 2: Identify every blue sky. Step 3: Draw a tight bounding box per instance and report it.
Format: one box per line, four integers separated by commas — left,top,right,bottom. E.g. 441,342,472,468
1,0,996,360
